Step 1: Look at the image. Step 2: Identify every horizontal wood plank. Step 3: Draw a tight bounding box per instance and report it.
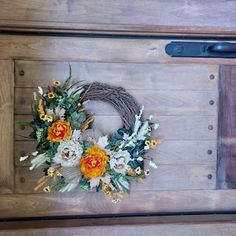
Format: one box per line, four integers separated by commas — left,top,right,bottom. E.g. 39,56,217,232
1,190,236,218
15,115,217,141
14,163,216,193
2,223,236,236
15,88,218,116
15,61,219,90
1,0,236,37
14,140,216,167
0,35,235,65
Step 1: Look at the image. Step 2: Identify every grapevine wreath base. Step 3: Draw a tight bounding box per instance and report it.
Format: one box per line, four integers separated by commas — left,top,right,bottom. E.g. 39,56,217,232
20,71,161,203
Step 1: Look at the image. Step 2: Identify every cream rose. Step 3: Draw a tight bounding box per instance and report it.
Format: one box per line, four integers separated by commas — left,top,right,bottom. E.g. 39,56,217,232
109,150,131,174
53,140,83,167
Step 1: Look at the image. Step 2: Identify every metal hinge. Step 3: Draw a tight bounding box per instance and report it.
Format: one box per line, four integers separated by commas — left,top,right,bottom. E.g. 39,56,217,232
165,41,236,58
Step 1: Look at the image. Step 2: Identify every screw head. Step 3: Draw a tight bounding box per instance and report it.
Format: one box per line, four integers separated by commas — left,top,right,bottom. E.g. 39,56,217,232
20,177,25,183
207,150,213,155
19,70,25,76
209,100,214,105
208,125,214,130
207,174,213,179
209,74,215,80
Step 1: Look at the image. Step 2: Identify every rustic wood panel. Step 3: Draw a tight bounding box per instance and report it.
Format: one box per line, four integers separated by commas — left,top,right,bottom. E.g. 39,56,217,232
1,190,236,218
1,0,236,37
15,88,218,116
0,35,236,65
15,163,216,193
217,65,236,189
2,223,236,236
14,140,216,167
0,60,14,194
15,61,218,90
15,115,217,141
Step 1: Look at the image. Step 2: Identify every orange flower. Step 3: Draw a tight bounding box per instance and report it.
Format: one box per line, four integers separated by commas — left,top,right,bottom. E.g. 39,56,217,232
80,145,109,179
47,120,72,142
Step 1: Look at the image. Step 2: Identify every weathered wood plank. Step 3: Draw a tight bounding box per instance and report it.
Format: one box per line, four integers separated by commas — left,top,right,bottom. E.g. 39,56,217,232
0,60,14,193
15,88,218,116
15,115,217,141
15,163,216,193
2,223,236,236
14,140,216,167
15,61,218,90
1,190,236,218
217,65,236,189
1,0,236,37
0,35,236,65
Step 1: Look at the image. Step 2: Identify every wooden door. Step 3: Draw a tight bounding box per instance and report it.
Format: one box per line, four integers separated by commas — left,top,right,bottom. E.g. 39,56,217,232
0,35,236,218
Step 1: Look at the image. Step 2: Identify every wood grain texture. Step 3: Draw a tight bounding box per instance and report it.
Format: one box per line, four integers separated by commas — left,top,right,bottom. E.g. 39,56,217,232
1,0,236,36
15,115,217,141
0,60,14,193
14,163,215,193
1,190,236,218
217,65,236,189
15,61,218,90
15,88,218,116
2,223,236,236
15,140,216,167
0,35,236,65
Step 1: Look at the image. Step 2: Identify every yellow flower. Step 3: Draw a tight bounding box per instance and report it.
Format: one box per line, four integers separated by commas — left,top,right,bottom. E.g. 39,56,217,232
135,166,142,175
149,140,158,148
43,186,51,192
144,169,150,176
40,114,46,120
52,80,61,86
47,120,72,142
48,92,56,99
80,145,109,179
40,114,53,122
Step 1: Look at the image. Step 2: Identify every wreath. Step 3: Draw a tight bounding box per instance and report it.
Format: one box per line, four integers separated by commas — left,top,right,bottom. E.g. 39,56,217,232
20,68,161,203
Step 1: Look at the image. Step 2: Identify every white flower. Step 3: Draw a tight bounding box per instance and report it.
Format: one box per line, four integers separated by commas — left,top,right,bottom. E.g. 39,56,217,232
110,150,131,174
89,174,111,189
72,129,81,141
53,140,83,167
97,135,109,149
38,86,43,95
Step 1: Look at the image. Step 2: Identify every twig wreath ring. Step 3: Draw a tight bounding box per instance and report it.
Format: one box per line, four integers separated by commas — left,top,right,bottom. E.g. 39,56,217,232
20,69,161,203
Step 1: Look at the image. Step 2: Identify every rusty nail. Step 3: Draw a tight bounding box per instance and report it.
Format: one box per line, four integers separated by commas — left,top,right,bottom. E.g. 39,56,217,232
208,125,214,130
209,74,215,80
207,150,213,155
19,70,25,76
209,100,214,105
20,177,25,183
207,174,213,179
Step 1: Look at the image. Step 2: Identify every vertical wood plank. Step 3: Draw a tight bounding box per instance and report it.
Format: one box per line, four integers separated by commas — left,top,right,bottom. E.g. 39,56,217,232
0,60,14,193
217,65,236,189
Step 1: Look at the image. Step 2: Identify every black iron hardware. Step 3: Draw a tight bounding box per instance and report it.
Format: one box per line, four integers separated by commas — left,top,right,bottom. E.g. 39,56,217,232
165,42,236,58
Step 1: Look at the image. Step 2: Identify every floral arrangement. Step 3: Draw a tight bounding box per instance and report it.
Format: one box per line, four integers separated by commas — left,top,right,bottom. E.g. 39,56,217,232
20,70,161,203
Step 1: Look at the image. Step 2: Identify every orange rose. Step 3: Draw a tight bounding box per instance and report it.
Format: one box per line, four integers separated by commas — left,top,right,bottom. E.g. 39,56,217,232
47,120,72,142
80,145,109,179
